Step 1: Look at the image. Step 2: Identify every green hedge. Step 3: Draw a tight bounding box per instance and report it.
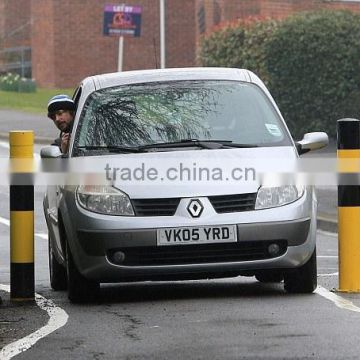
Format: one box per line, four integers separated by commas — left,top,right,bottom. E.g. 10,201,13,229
265,10,360,138
198,10,360,138
0,73,37,93
198,19,279,85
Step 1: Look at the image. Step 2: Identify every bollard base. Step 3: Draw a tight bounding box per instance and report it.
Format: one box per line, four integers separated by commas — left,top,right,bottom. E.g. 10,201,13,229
10,297,35,303
10,263,34,300
334,288,360,293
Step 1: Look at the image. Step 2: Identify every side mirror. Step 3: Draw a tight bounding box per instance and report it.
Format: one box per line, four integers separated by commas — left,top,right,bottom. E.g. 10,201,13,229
296,132,329,155
40,146,62,158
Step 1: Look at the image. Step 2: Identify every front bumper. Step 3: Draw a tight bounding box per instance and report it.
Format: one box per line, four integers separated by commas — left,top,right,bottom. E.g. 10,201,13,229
72,218,315,282
60,189,316,282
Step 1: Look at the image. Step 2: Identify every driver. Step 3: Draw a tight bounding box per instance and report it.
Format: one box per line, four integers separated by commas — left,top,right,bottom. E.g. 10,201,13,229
47,94,75,153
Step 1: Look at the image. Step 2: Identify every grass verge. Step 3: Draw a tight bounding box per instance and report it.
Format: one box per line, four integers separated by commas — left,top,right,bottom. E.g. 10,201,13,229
0,88,74,114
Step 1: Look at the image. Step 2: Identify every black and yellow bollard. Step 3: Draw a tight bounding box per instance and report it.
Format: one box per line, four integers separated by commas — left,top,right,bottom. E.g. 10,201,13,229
9,131,34,301
337,119,360,292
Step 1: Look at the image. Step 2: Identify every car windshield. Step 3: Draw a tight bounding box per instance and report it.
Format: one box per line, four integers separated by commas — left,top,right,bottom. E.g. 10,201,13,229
73,80,291,154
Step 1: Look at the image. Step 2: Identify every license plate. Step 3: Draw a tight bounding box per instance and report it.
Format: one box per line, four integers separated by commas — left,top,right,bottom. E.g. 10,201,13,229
157,225,237,246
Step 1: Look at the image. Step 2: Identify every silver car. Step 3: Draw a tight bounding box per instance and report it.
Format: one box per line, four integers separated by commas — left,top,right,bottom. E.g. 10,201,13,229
41,68,328,302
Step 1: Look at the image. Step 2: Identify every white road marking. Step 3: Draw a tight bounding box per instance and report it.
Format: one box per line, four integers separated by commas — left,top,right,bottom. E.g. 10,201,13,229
35,233,48,240
0,216,10,226
318,272,339,277
315,286,360,313
0,140,9,149
318,255,337,258
0,214,64,358
0,284,68,360
317,229,337,237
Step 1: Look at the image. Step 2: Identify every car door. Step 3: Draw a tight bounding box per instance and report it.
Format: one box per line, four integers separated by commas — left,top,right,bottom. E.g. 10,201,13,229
45,183,63,259
45,86,83,259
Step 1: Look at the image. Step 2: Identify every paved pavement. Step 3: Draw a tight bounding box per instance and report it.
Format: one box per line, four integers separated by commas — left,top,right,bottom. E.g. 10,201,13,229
0,109,57,144
0,289,49,350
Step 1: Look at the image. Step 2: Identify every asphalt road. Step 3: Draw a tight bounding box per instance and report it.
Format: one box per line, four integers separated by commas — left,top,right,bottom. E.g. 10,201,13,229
0,181,351,359
0,110,57,142
0,139,359,359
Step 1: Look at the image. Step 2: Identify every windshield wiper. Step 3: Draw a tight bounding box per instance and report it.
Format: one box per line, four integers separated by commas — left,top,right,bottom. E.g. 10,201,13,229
223,143,258,148
138,139,230,150
76,145,142,153
75,140,259,155
138,139,258,150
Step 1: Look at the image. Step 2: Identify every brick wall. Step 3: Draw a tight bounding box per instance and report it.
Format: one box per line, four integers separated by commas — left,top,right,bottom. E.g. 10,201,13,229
31,0,197,88
196,0,360,38
31,0,56,87
32,0,118,88
0,0,31,73
123,0,161,71
260,0,295,18
1,0,360,87
223,0,261,20
0,1,5,70
166,0,196,68
263,0,360,16
2,0,31,48
0,1,4,43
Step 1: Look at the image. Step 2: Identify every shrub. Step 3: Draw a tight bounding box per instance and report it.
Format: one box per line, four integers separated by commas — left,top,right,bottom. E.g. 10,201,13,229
18,78,37,93
265,10,360,138
198,18,280,85
0,72,37,93
0,73,20,92
198,23,246,68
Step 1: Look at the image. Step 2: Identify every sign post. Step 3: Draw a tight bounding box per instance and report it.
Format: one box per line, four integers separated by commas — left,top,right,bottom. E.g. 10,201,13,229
118,36,124,72
160,0,166,69
103,4,142,72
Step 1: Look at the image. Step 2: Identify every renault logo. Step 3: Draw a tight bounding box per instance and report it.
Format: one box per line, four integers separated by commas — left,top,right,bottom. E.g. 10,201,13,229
187,199,204,218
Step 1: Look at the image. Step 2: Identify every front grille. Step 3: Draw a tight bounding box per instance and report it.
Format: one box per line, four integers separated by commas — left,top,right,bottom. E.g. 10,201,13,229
132,193,257,216
132,198,181,216
108,241,287,266
209,193,257,213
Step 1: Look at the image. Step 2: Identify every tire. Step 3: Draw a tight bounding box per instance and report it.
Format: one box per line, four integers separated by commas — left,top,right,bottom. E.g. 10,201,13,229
66,242,99,303
284,247,317,294
48,234,67,291
255,271,283,283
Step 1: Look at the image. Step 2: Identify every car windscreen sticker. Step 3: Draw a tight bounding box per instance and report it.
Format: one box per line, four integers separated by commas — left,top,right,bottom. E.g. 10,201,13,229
265,124,282,137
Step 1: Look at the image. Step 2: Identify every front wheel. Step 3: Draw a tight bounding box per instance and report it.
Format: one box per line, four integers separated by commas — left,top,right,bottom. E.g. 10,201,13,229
284,247,317,294
48,234,67,291
66,242,99,303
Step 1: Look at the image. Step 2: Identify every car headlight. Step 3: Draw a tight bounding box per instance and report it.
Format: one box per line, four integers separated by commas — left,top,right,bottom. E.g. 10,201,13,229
76,185,134,216
255,185,304,209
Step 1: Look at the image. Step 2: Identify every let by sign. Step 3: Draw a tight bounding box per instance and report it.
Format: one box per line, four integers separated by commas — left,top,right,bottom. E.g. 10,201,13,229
103,4,142,37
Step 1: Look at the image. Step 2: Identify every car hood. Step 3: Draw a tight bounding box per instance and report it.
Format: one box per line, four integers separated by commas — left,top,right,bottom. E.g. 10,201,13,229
94,146,298,199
